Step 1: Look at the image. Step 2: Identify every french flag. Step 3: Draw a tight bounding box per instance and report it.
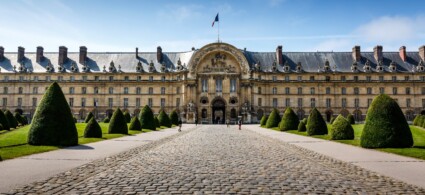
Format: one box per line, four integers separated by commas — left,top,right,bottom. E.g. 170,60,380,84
212,13,219,27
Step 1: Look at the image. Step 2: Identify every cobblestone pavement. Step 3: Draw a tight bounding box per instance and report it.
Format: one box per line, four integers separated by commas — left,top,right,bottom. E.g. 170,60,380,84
8,125,425,194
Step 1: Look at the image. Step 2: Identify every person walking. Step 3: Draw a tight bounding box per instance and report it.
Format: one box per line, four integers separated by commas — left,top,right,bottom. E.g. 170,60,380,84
195,118,198,126
238,119,242,130
178,119,182,132
226,119,230,128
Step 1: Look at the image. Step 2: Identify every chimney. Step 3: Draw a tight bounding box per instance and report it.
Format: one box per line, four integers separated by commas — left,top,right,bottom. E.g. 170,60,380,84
419,45,425,61
58,46,68,65
352,45,361,62
157,46,163,62
136,47,139,58
36,46,44,63
276,45,283,65
373,45,383,62
0,46,4,62
399,46,406,62
79,46,87,64
17,46,25,62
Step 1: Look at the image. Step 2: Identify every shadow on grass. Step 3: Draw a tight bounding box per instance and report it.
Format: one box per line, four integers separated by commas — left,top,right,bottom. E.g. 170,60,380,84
0,143,27,149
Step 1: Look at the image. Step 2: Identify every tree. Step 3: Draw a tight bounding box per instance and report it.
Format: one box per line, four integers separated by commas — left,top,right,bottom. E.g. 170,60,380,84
306,108,328,136
170,110,179,126
123,111,131,123
28,82,78,146
5,110,17,129
84,118,102,138
279,108,299,131
360,94,413,148
260,115,268,127
297,121,306,132
330,115,354,140
108,108,128,134
139,105,156,130
129,116,142,130
103,117,110,123
0,110,10,131
347,114,355,125
154,116,160,128
265,108,280,128
158,110,172,128
84,112,94,123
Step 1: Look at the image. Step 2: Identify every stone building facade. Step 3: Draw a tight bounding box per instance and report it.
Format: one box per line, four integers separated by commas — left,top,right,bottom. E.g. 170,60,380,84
0,42,425,123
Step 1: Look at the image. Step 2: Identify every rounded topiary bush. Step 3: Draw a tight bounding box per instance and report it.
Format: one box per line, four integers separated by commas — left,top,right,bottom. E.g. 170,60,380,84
20,114,28,125
108,108,128,134
306,108,328,136
129,116,142,130
154,116,160,128
413,115,422,126
0,110,10,131
123,111,131,123
347,114,355,125
103,117,110,123
330,115,354,140
5,110,17,129
170,110,179,126
158,110,172,128
360,94,413,148
139,105,156,130
279,108,299,131
260,115,268,127
330,116,336,124
28,82,78,146
297,121,306,132
14,112,23,126
302,118,307,124
84,118,102,138
266,109,280,128
84,112,94,123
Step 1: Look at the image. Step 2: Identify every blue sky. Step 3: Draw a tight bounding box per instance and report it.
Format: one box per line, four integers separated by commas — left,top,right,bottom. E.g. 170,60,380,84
1,0,424,52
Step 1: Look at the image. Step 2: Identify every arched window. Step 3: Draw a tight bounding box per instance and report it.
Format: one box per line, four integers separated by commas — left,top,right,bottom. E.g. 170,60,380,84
230,108,237,119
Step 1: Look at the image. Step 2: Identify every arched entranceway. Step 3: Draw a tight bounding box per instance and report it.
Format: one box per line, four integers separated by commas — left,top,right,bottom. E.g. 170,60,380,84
211,97,226,124
325,110,333,122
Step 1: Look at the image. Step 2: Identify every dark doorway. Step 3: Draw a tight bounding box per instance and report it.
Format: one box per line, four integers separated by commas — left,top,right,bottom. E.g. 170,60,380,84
325,110,333,122
212,98,226,124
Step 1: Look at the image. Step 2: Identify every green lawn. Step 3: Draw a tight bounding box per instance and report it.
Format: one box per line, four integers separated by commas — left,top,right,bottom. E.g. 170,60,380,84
0,122,162,160
269,124,425,160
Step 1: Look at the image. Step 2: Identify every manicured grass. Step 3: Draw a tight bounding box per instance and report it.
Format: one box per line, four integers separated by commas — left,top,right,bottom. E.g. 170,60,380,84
0,122,160,160
269,124,425,160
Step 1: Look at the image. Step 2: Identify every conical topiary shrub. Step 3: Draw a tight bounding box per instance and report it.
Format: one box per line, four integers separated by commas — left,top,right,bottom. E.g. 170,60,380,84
306,108,328,136
158,110,172,128
84,112,94,123
154,116,160,128
123,111,131,123
84,118,102,138
5,110,17,129
330,115,354,140
413,115,421,126
0,110,10,131
129,116,142,130
347,114,355,125
139,105,156,130
21,115,28,125
302,118,307,124
279,108,299,131
28,82,78,146
108,108,128,134
170,110,179,126
103,117,110,123
360,94,413,148
260,115,268,127
14,112,23,126
266,109,280,128
297,121,306,132
330,116,336,124
421,118,425,128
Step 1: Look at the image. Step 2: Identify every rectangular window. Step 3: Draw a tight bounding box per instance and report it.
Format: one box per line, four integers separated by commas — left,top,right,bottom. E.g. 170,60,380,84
70,76,74,81
354,87,359,95
341,87,346,95
272,87,277,95
148,98,153,108
124,87,129,94
342,98,347,108
82,76,87,82
161,98,166,107
176,87,181,94
285,87,290,95
354,98,360,108
258,98,262,107
310,87,315,95
310,76,315,81
258,75,261,80
325,76,331,82
341,76,346,82
297,87,302,95
310,98,315,108
366,76,371,82
33,76,38,81
109,87,114,94
69,87,74,94
149,76,153,81
367,99,373,107
136,87,141,95
297,76,302,81
148,87,153,94
393,87,397,95
136,98,141,107
406,87,411,95
2,98,6,107
421,76,425,82
123,98,129,108
215,78,222,92
137,76,141,81
69,98,74,107
108,98,113,108
3,87,7,94
82,87,87,94
124,76,129,81
367,88,372,95
202,79,208,92
406,99,411,108
272,76,277,81
3,76,8,82
230,78,236,92
32,98,37,107
272,98,278,107
258,87,262,94
94,98,98,107
46,76,50,82
285,76,290,82
33,87,38,94
422,99,425,108
81,98,86,107
379,76,384,82
285,98,290,107
326,87,331,95
57,76,62,81
161,87,165,95
405,76,409,81
176,98,180,107
95,76,99,81
298,98,303,107
422,87,425,95
354,76,358,82
109,76,114,81
392,76,397,82
325,98,331,108
161,76,166,82
94,87,99,94
379,87,385,94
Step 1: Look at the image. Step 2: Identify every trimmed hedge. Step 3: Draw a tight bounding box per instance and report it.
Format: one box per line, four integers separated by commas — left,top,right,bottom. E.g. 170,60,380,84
170,110,179,126
297,121,306,132
28,82,78,146
306,108,328,136
330,116,336,124
330,115,354,140
84,118,102,138
108,108,128,134
124,111,131,123
347,114,355,125
158,110,172,128
154,116,160,128
360,94,413,148
103,117,110,123
139,105,156,130
0,110,10,131
260,115,268,126
84,112,94,123
129,116,142,130
265,109,280,128
279,108,299,131
5,110,17,129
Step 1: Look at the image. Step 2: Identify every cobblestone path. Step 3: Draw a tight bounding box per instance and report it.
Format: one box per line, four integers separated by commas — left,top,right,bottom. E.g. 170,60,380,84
9,125,425,194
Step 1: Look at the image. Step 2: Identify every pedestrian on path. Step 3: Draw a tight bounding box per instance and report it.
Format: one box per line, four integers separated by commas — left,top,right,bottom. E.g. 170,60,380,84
226,119,230,128
238,119,242,130
178,119,182,132
195,118,198,126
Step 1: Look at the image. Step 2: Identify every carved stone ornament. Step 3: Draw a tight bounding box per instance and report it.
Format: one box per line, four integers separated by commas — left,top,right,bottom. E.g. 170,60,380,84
363,60,371,72
136,61,144,72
